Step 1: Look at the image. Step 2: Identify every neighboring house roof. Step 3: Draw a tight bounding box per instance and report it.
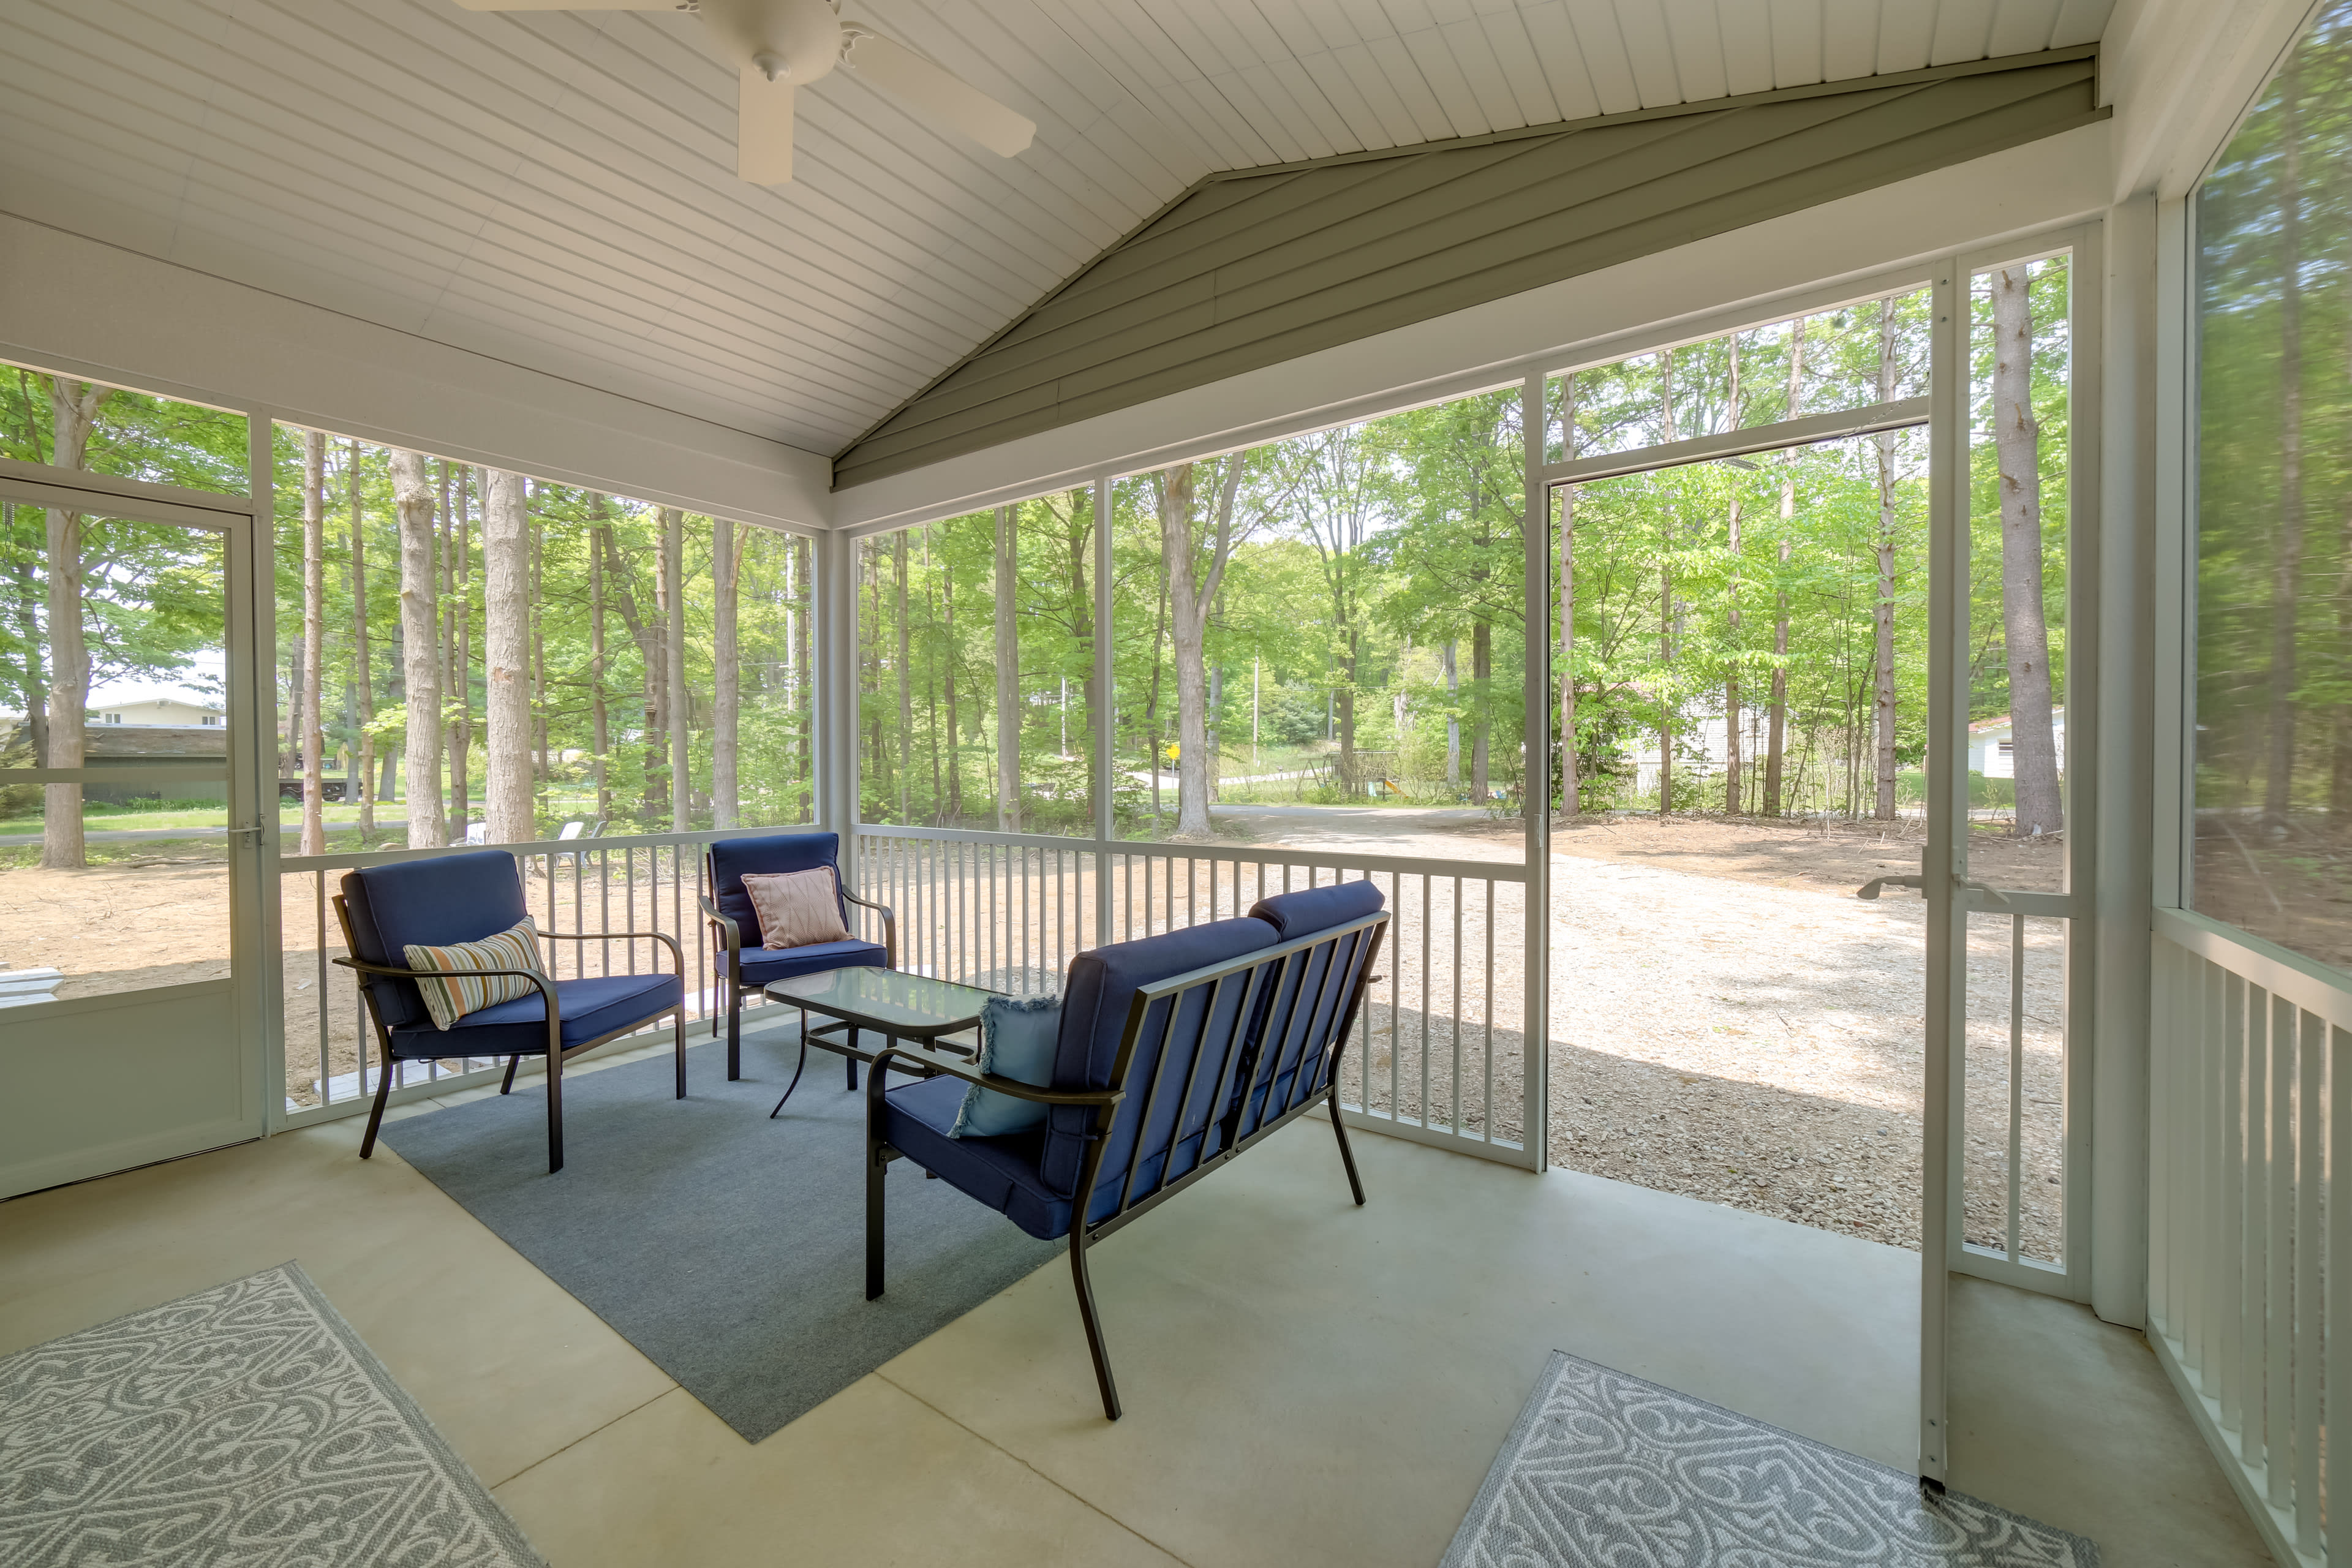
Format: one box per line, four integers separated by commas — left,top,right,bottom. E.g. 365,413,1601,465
1970,709,2068,735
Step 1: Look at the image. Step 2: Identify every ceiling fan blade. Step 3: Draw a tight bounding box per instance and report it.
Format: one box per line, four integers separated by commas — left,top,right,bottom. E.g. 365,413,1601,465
739,66,796,185
842,31,1035,159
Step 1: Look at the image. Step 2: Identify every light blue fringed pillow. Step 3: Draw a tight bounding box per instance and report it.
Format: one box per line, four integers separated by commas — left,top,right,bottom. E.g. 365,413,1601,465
949,992,1062,1139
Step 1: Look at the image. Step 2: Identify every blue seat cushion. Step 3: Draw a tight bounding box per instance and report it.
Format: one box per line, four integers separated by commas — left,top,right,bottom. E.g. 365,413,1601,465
723,938,888,986
387,970,681,1060
1246,880,1384,940
880,1076,1071,1241
342,851,530,1030
707,832,848,950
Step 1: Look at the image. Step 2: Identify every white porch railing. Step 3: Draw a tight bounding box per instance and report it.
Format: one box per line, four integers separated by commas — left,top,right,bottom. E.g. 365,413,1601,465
279,825,1535,1167
2150,907,2351,1567
854,824,1532,1164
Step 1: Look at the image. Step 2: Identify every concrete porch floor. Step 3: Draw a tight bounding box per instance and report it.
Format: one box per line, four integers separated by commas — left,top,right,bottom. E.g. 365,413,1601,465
0,1042,2266,1567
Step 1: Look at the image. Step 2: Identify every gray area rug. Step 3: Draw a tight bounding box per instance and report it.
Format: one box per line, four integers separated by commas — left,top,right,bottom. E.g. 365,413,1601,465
0,1262,541,1568
1442,1352,2097,1567
379,1030,1061,1442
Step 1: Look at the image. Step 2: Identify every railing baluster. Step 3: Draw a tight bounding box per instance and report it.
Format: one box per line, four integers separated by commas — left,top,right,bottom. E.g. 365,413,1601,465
2294,1006,2323,1551
2008,913,2026,1264
2267,992,2294,1510
1483,879,1495,1143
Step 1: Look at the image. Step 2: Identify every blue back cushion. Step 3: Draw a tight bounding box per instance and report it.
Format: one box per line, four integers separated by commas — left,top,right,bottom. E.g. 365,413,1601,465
707,832,844,947
1233,915,1384,1140
342,851,529,1030
1041,916,1279,1205
1246,879,1385,940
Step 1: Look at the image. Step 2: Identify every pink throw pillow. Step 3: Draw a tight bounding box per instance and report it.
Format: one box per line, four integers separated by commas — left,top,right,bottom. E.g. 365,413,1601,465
741,867,853,949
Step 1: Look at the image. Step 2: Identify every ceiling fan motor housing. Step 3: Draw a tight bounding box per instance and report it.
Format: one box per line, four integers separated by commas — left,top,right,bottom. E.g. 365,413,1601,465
699,0,840,85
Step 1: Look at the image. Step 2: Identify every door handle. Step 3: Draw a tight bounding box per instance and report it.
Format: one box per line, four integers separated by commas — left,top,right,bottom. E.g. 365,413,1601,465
1854,872,2013,907
228,820,266,843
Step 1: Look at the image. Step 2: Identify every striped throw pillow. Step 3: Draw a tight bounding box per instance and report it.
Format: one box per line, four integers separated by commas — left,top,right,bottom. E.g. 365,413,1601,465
404,918,546,1031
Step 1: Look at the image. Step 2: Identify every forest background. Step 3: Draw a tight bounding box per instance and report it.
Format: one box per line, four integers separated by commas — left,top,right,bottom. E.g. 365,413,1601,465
0,261,2070,869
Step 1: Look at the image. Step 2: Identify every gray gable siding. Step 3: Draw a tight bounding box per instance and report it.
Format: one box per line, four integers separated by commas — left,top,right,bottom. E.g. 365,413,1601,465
833,49,2103,492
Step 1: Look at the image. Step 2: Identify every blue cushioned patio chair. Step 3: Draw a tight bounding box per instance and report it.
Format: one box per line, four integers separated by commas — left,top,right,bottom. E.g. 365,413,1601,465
333,849,687,1174
701,831,896,1086
864,881,1388,1419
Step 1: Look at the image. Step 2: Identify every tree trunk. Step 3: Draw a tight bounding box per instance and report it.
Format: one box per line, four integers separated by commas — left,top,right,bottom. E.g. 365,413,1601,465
1764,317,1804,816
1471,619,1491,804
994,505,1019,831
41,379,105,870
1726,493,1744,818
2269,69,2307,829
895,529,911,821
301,429,328,855
484,470,533,845
1558,484,1577,815
593,518,664,821
391,449,446,848
1160,459,1243,840
7,502,48,768
713,517,741,828
1657,560,1673,818
1445,641,1461,786
590,506,609,821
451,468,475,828
441,463,466,825
1657,357,1676,818
1872,296,1902,823
795,537,814,819
1993,268,2065,836
350,442,377,838
662,507,690,830
532,499,548,809
943,559,962,821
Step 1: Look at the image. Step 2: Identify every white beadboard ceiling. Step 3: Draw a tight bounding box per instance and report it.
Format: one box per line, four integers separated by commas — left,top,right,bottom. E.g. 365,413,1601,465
0,0,2114,466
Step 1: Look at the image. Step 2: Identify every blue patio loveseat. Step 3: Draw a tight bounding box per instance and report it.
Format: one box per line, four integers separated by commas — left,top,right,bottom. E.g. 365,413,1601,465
863,880,1389,1419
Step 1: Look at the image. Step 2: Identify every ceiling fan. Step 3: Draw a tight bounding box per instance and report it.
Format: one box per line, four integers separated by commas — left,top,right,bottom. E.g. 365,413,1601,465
453,0,1036,184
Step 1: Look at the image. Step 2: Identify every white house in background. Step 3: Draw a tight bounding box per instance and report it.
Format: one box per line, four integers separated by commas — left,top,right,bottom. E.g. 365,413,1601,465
88,696,223,728
1969,709,2067,780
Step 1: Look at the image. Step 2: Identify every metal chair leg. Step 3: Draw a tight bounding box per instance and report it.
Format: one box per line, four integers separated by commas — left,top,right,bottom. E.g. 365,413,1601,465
674,1006,687,1099
358,1047,396,1159
499,1055,521,1095
726,973,742,1081
865,1141,889,1300
1327,1093,1366,1206
1069,1229,1122,1420
546,1049,565,1174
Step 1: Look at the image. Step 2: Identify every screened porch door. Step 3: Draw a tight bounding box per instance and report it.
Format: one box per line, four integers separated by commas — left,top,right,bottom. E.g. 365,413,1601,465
0,472,267,1199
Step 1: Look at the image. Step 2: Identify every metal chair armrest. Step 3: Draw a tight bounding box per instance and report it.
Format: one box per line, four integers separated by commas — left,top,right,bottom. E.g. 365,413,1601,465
842,888,899,968
867,1042,1122,1109
696,894,743,963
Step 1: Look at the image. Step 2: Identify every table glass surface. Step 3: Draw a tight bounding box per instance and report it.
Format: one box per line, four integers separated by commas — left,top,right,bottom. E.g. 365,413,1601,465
762,967,998,1031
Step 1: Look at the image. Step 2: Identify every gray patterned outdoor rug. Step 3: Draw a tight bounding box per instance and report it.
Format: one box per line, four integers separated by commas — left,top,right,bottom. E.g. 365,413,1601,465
1442,1351,2097,1567
0,1262,541,1568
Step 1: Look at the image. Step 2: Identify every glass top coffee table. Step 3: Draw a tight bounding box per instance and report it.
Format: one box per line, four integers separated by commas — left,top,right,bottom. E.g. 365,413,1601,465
761,968,1003,1117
